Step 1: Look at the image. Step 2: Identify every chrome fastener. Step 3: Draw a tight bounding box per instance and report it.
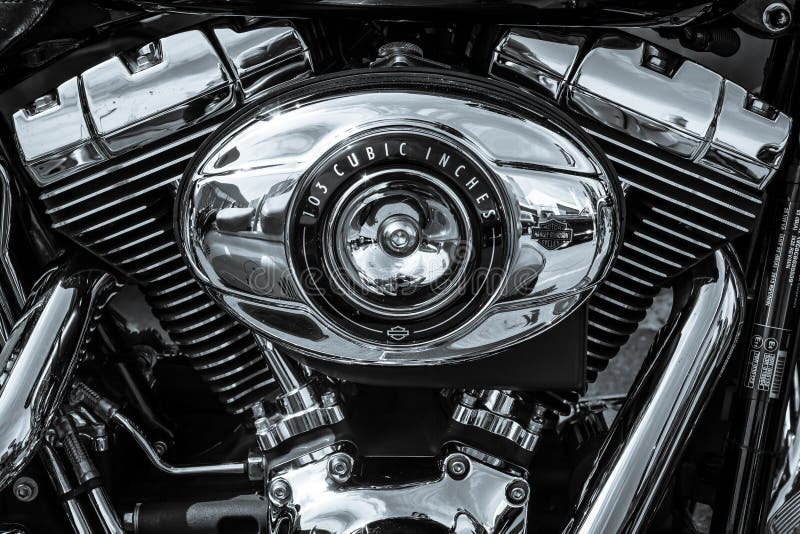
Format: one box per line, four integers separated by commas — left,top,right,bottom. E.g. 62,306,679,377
506,479,530,506
445,454,470,480
268,478,292,507
327,452,354,484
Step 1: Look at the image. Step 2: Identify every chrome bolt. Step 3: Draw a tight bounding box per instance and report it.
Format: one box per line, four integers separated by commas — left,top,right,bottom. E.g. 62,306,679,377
327,452,354,484
13,477,38,502
764,3,792,32
321,391,338,408
268,478,292,507
154,441,167,456
506,480,530,506
445,454,470,480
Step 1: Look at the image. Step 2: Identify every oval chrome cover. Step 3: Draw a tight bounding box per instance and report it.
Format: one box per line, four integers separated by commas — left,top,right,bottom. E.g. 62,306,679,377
178,72,622,365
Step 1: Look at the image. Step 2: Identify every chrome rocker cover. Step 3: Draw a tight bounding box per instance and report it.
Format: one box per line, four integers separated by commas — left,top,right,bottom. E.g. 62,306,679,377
178,71,622,365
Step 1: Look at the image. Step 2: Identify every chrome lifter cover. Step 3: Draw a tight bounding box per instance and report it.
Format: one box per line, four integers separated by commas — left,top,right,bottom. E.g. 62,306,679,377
178,72,622,365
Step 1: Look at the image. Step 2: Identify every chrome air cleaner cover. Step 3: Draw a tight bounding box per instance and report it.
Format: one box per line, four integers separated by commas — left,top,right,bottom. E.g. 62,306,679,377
178,72,622,365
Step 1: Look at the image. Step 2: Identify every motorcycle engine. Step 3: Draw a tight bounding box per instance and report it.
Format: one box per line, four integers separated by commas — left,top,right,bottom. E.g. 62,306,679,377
0,9,792,533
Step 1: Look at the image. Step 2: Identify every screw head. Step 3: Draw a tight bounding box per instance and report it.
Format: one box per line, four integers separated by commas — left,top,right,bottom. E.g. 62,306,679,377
154,441,167,456
327,452,354,484
268,478,292,507
506,480,530,506
13,477,38,502
764,3,792,32
445,454,470,480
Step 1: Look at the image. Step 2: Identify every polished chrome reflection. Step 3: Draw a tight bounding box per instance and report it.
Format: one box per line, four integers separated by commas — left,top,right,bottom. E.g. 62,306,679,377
0,164,25,343
213,23,312,99
326,169,472,318
12,21,311,185
565,247,745,533
11,77,102,185
82,30,233,154
0,257,117,491
491,29,792,187
268,448,528,533
179,76,621,365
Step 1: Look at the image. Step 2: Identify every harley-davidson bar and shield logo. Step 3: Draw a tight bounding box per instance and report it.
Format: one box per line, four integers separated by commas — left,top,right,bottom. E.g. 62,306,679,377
533,219,573,250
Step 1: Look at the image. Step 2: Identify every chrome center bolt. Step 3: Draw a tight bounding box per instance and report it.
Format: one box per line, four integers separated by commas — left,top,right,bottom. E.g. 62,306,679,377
379,215,420,257
268,478,292,507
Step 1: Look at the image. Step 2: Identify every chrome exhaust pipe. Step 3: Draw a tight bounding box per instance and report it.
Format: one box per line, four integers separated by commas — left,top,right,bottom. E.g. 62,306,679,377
566,247,746,533
0,258,117,490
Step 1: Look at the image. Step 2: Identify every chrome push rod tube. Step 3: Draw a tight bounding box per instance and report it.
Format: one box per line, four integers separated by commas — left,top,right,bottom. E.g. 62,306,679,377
565,247,746,534
0,258,117,491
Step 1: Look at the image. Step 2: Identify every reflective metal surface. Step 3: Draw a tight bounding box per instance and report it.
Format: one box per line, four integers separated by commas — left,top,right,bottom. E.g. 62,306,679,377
74,383,248,476
267,448,529,533
0,164,25,342
0,258,117,491
179,72,621,365
11,77,103,185
82,30,233,154
213,23,312,99
12,21,311,185
491,29,792,187
326,168,473,318
565,247,745,533
452,390,545,452
113,411,247,476
253,337,346,450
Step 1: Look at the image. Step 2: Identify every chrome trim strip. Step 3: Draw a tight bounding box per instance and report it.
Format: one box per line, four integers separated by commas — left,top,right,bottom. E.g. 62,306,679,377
0,258,117,491
565,247,745,533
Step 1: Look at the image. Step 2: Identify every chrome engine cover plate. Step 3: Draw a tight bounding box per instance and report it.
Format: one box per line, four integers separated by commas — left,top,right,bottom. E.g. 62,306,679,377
178,71,622,365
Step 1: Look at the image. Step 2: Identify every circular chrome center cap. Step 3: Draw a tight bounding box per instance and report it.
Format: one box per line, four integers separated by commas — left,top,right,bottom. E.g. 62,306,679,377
325,168,473,318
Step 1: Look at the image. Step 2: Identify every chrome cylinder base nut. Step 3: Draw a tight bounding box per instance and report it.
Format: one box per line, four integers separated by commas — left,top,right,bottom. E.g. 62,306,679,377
506,480,530,507
268,478,292,507
445,454,471,480
12,477,38,502
327,452,354,484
